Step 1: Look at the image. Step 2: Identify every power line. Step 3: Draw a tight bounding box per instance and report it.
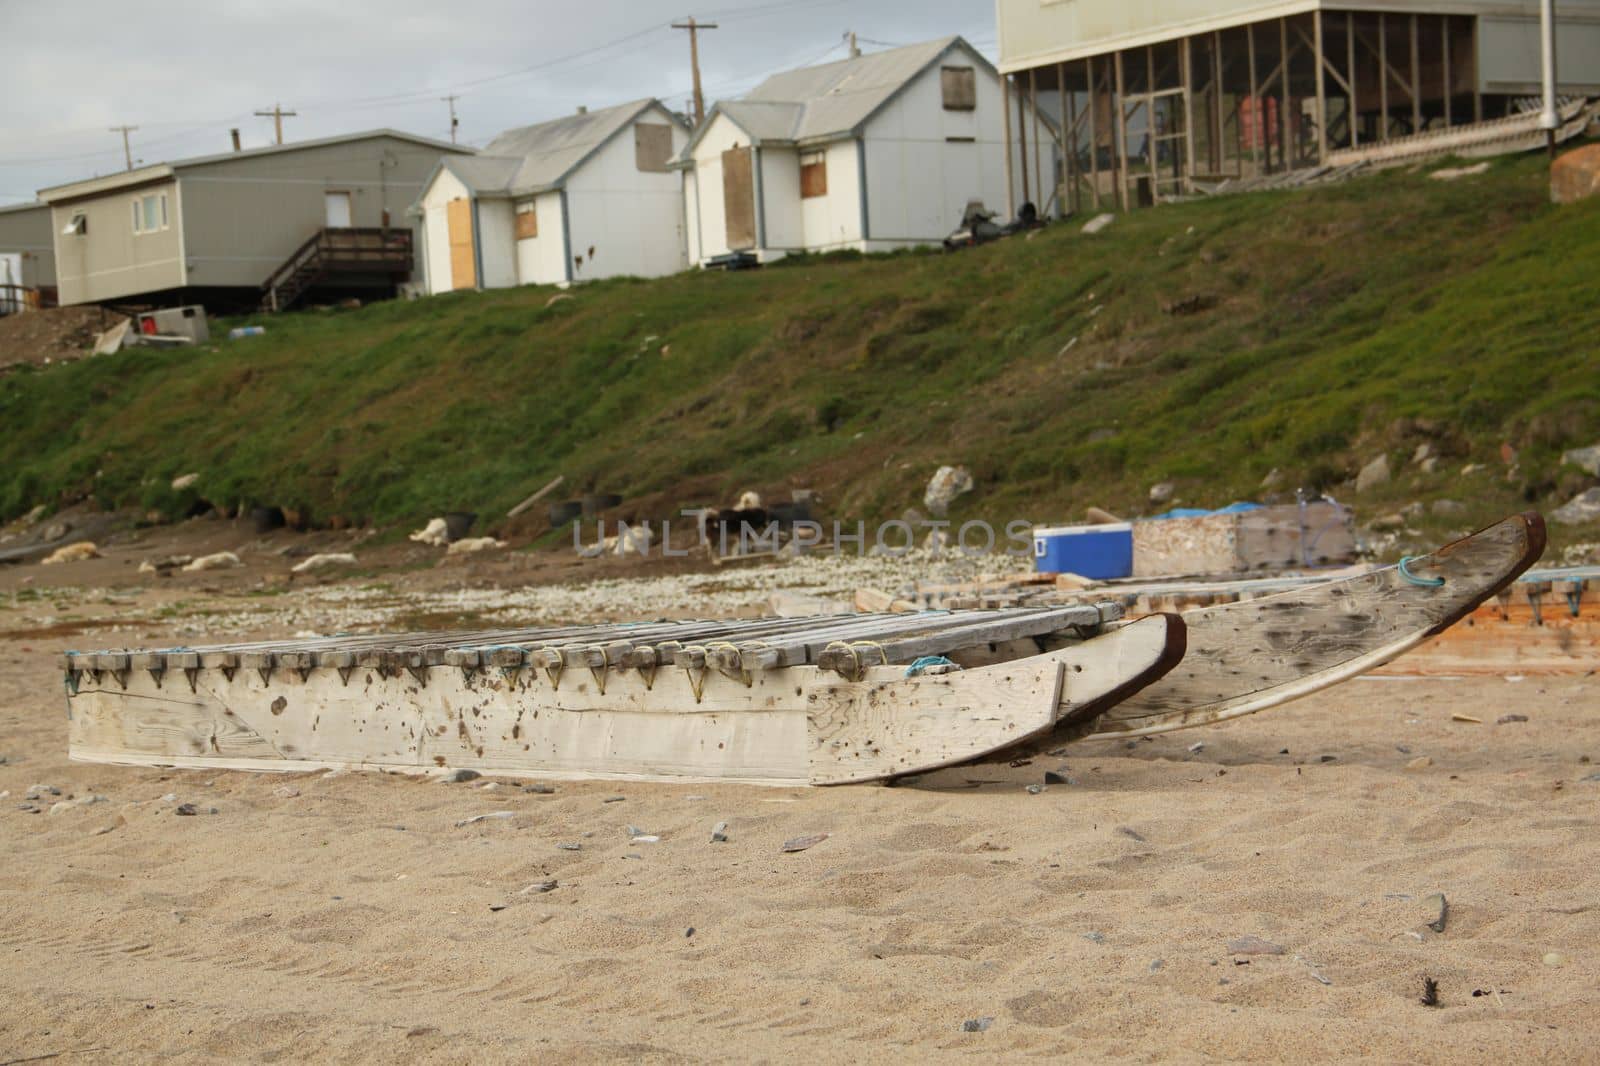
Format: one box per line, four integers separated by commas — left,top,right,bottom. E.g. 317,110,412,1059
107,126,138,170
441,95,461,143
0,0,867,173
671,17,720,125
253,103,298,145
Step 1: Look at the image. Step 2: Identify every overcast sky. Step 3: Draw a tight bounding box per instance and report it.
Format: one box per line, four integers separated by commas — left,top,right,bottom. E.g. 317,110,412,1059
0,0,996,204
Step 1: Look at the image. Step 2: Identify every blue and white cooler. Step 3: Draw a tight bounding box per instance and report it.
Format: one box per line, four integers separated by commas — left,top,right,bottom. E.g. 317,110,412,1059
1032,523,1134,579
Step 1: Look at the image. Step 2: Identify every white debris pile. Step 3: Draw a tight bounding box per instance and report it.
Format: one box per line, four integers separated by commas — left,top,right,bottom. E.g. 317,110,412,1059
409,518,450,546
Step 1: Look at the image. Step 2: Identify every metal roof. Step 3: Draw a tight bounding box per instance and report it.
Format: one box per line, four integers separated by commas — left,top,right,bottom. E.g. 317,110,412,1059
676,36,996,161
37,128,468,202
447,99,685,197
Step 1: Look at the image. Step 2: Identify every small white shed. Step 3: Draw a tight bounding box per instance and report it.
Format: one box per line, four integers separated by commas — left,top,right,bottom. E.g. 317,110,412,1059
415,99,690,292
676,36,1037,265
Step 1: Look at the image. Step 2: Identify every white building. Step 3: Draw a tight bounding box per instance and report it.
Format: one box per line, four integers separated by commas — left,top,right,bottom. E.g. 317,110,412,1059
676,36,1036,265
415,99,689,292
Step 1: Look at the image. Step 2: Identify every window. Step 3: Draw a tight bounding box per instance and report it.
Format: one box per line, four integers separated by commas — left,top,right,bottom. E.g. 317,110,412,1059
514,206,538,240
941,65,977,111
634,122,673,172
62,212,87,236
132,193,168,235
800,150,827,199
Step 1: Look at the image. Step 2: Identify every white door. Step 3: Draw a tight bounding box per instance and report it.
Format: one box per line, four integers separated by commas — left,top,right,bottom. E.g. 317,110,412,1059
0,253,19,313
324,191,352,228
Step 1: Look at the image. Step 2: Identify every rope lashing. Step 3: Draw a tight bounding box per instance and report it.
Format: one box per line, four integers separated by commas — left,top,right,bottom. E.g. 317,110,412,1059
1398,556,1445,588
905,655,956,677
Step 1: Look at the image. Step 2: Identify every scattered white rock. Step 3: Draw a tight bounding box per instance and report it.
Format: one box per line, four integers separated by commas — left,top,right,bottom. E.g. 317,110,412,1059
409,517,449,546
446,536,507,556
1148,481,1176,505
291,552,357,573
1430,161,1490,181
454,810,513,827
272,785,301,798
1081,213,1115,234
1356,454,1391,493
1562,443,1600,477
710,821,730,843
42,542,99,565
48,801,73,815
171,472,200,491
1553,488,1600,525
184,551,241,572
924,465,974,518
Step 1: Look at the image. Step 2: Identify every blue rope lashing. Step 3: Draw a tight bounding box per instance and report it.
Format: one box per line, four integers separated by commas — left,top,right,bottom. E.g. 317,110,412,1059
906,655,956,677
1398,556,1445,588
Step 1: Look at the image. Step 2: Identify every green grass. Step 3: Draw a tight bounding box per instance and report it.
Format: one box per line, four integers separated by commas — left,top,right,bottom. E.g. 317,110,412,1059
3,152,1598,554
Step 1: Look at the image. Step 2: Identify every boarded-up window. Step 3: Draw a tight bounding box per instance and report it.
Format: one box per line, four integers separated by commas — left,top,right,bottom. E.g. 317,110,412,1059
446,198,476,291
941,66,977,111
635,122,673,172
515,207,538,240
721,146,756,250
800,150,827,199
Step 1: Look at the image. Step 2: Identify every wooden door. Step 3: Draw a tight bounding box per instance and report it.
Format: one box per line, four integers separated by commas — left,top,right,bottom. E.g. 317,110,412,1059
721,146,756,251
446,198,475,291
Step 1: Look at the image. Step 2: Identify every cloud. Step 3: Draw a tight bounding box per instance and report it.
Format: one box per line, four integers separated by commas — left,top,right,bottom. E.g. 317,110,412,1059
0,0,995,200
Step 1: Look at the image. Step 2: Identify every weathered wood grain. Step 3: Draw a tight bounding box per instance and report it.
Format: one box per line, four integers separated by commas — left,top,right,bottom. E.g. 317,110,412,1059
808,613,1184,784
66,614,1183,786
1072,512,1545,741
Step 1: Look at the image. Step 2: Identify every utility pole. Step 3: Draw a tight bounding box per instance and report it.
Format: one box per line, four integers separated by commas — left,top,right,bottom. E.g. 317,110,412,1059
442,94,461,143
848,31,860,59
1538,0,1558,158
672,16,719,126
108,125,138,170
254,103,298,145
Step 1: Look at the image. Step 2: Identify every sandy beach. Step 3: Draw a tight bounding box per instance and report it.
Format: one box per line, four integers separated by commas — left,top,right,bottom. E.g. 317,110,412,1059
2,559,1597,1063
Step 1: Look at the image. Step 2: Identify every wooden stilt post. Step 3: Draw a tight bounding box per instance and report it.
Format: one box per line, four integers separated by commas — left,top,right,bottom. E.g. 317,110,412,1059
1114,50,1129,210
1410,13,1422,132
1471,16,1482,121
1212,31,1225,174
1059,60,1073,214
1442,15,1452,126
1379,15,1390,140
1147,45,1160,199
1247,23,1260,175
1017,77,1032,207
1182,36,1196,184
1029,67,1043,211
1348,12,1358,147
1002,74,1016,219
1087,56,1103,209
1279,17,1291,170
1314,11,1328,163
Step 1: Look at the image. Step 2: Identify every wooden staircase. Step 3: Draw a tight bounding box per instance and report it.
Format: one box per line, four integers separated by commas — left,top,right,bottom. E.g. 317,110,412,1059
260,227,414,312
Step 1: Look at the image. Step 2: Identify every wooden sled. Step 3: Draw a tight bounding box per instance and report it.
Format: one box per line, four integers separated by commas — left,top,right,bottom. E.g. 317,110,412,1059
1066,511,1546,743
63,606,1184,786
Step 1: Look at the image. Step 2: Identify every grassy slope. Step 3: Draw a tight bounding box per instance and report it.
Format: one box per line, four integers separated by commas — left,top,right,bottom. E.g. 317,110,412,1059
2,153,1598,552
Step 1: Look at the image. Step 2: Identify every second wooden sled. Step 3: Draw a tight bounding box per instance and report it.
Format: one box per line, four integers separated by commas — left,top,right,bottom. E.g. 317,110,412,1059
1065,511,1546,742
64,610,1185,786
